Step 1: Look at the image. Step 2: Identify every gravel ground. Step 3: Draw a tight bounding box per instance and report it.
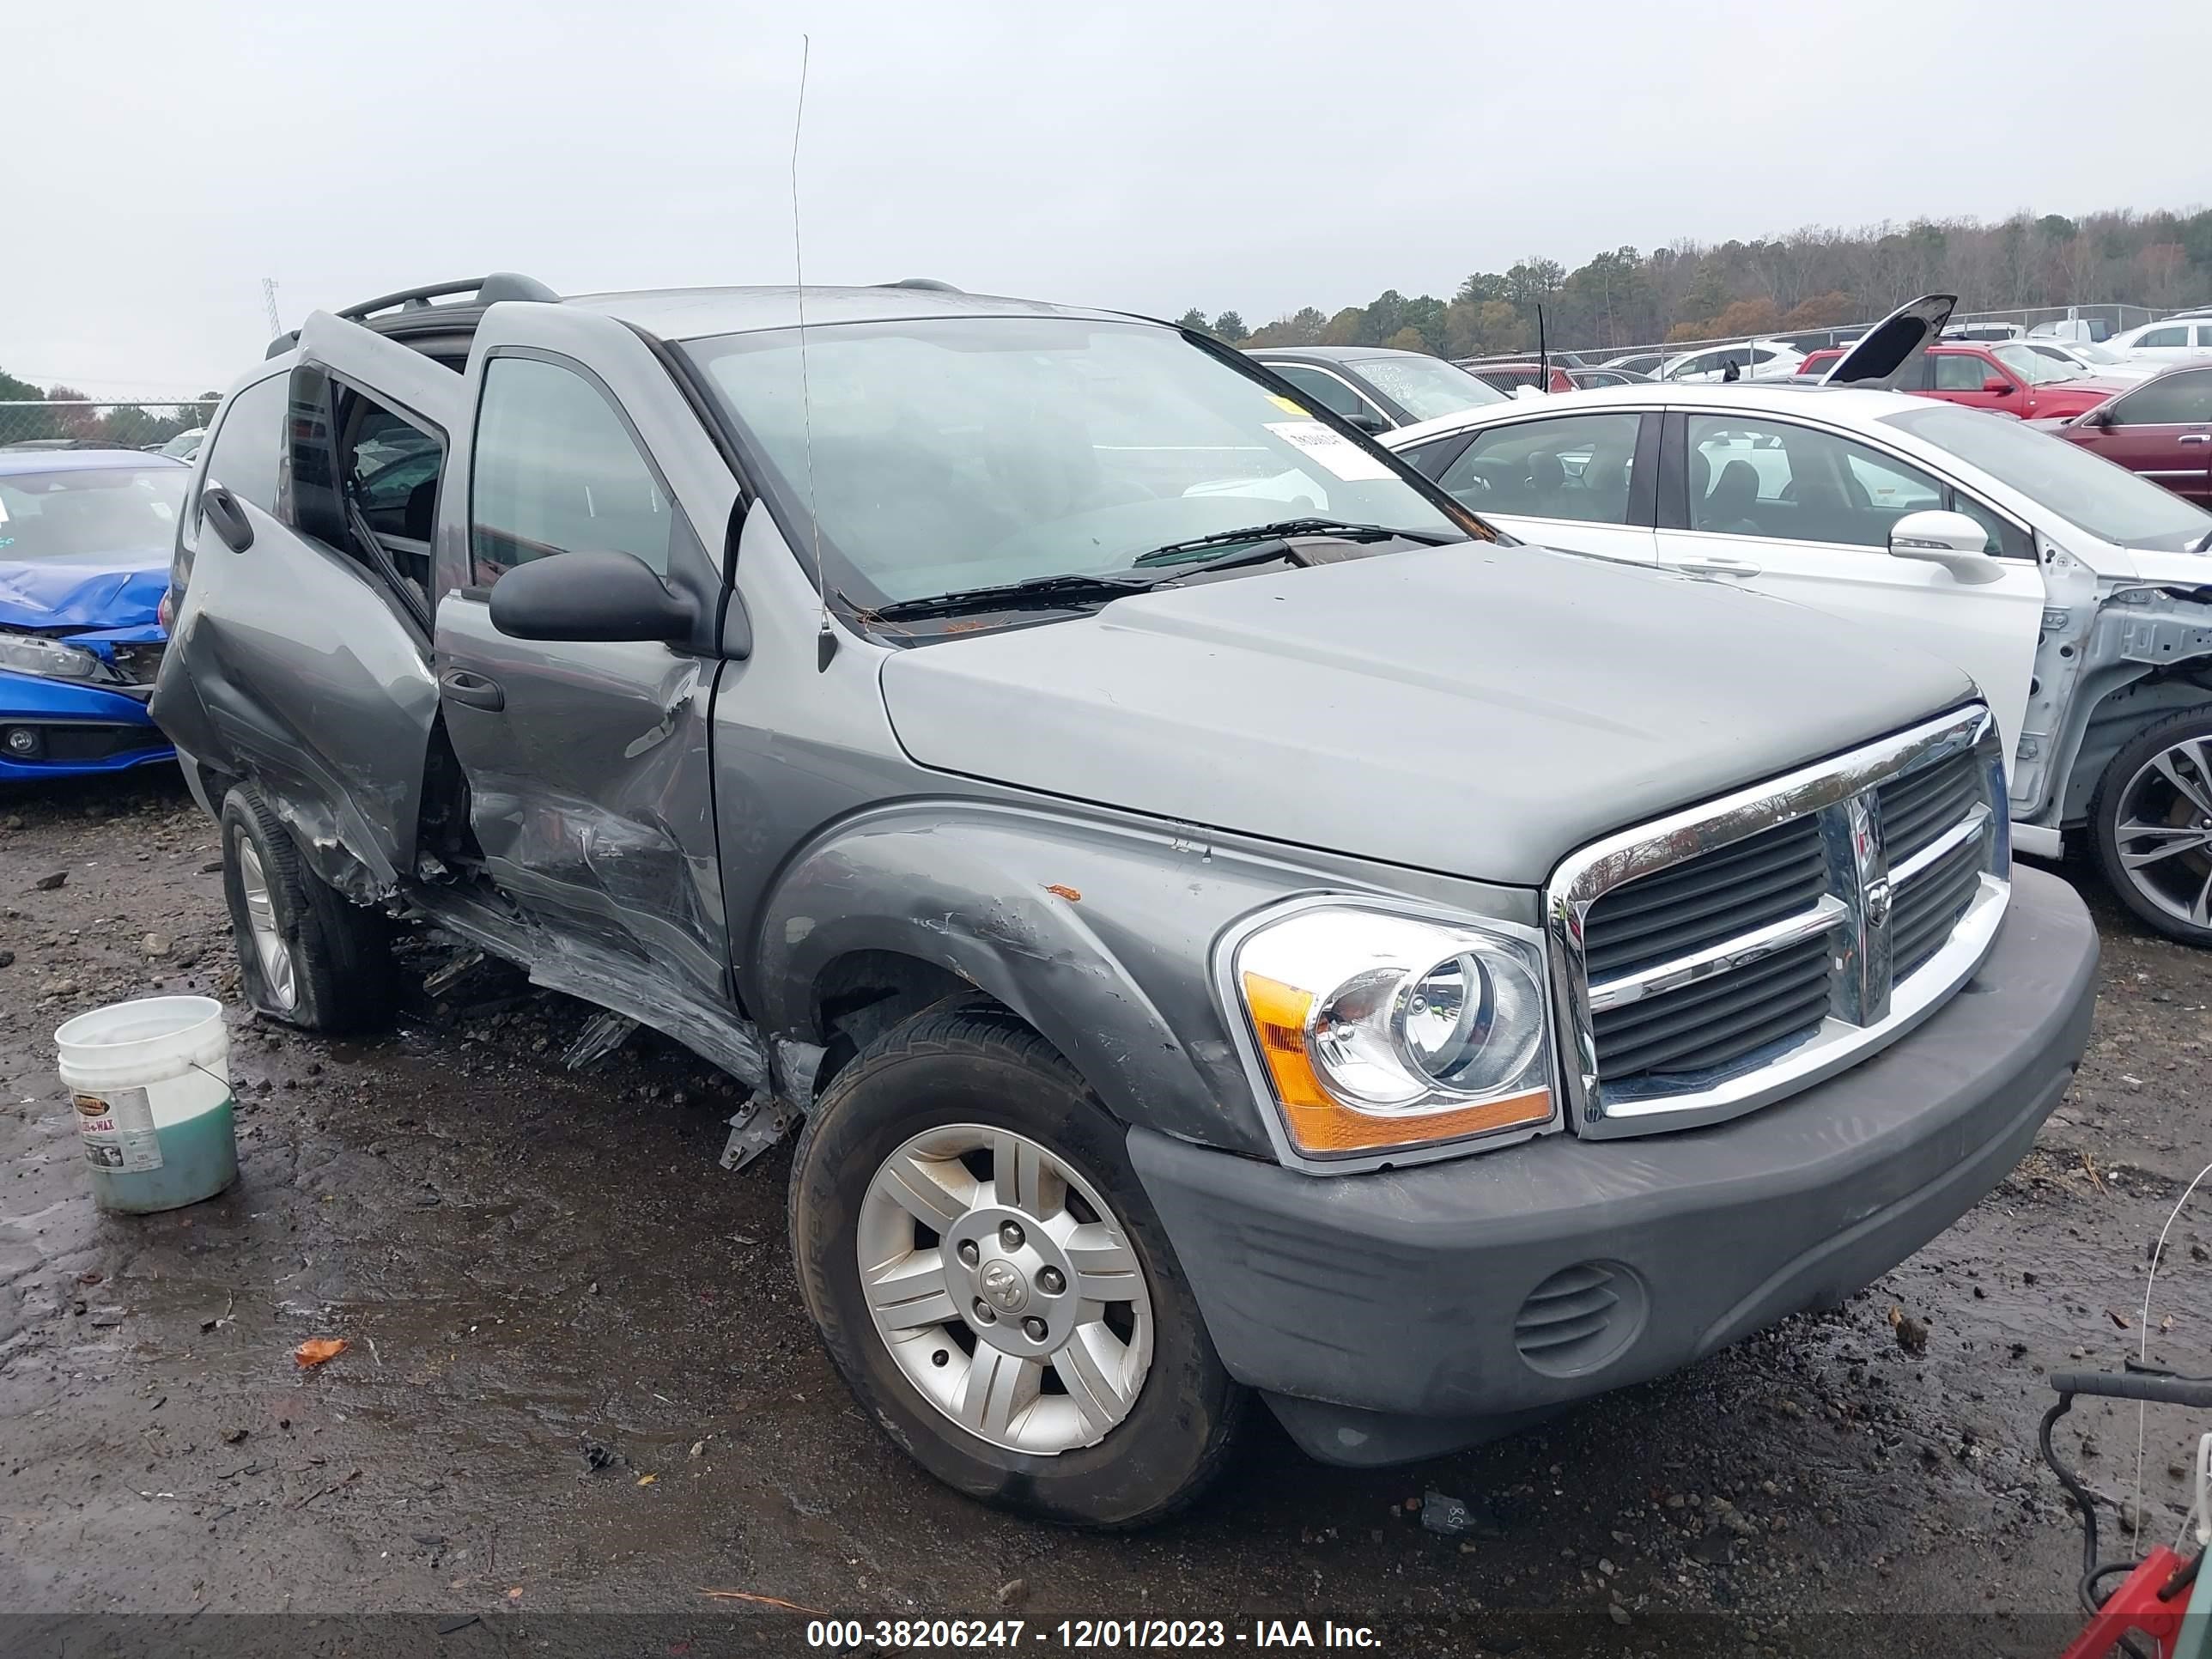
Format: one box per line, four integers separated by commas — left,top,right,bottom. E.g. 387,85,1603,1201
4,769,2211,1658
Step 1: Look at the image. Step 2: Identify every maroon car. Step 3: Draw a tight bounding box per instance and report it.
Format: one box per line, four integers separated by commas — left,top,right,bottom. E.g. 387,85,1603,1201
2044,362,2212,506
1802,343,2127,421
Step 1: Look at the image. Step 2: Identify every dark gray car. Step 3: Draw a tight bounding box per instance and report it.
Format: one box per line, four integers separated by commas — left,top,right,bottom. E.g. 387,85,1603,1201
1244,344,1509,432
153,274,2096,1527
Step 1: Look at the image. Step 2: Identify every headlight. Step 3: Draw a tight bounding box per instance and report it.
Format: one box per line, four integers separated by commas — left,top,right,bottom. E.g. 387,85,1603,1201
1229,904,1554,1161
0,633,102,681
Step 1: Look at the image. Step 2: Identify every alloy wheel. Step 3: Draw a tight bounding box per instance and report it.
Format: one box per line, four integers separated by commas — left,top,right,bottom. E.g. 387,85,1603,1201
235,835,299,1011
2112,735,2212,931
855,1123,1152,1455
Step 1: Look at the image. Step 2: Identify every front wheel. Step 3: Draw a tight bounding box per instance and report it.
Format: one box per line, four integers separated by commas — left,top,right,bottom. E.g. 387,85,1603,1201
2091,712,2212,946
788,1006,1243,1528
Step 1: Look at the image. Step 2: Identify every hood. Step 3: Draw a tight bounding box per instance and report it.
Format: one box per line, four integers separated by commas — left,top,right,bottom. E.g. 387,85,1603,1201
0,556,170,632
1820,294,1956,389
878,545,1975,886
2037,379,2128,409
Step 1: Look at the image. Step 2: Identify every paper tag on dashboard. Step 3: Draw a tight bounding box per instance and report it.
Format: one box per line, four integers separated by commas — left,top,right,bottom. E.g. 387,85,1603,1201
1263,421,1395,482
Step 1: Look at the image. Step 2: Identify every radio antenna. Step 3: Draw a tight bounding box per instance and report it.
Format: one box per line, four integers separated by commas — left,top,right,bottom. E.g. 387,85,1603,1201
790,34,836,671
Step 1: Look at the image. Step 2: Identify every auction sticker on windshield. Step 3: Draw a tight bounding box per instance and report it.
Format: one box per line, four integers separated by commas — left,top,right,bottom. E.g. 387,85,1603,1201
1263,421,1396,482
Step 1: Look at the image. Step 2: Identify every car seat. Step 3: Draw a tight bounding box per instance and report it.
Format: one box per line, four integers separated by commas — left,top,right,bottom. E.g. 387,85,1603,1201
1702,459,1763,535
1524,449,1567,516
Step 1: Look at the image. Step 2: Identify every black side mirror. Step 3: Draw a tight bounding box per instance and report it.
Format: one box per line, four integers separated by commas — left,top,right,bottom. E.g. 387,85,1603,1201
488,550,694,643
1346,410,1389,435
201,484,253,552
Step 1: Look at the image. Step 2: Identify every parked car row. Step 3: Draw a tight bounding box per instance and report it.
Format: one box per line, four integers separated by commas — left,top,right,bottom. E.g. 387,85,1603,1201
134,271,2107,1531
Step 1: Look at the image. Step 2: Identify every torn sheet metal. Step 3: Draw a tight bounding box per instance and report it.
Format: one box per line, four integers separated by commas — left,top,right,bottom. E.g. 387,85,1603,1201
562,1010,640,1071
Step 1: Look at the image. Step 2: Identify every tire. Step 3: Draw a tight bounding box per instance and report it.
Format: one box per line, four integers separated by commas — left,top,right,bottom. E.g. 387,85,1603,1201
789,1006,1244,1528
218,787,395,1030
2090,711,2212,947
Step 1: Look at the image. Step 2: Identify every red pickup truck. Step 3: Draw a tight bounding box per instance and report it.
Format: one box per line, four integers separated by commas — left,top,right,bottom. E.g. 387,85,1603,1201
1799,342,2125,422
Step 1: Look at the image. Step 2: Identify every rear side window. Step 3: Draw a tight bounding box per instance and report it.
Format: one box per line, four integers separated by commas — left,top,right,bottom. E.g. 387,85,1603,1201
470,356,675,583
1437,412,1643,525
2136,327,2189,349
201,375,287,512
344,399,443,544
2112,370,2212,427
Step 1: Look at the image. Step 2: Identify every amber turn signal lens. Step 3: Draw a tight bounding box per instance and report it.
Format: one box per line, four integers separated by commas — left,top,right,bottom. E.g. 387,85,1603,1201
1242,969,1552,1155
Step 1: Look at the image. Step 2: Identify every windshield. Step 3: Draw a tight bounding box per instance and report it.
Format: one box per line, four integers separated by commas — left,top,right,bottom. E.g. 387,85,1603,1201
1995,343,2088,386
1346,355,1506,420
683,317,1462,607
1883,404,2212,550
0,465,189,564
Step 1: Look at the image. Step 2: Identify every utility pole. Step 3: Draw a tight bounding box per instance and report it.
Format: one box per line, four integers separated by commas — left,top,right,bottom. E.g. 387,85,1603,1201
261,277,282,337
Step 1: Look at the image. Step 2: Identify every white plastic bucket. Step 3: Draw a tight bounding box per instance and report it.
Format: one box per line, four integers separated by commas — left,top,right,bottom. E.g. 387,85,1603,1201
56,995,237,1214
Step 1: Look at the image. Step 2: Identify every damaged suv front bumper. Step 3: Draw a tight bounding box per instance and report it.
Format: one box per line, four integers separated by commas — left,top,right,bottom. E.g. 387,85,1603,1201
1130,864,2097,1466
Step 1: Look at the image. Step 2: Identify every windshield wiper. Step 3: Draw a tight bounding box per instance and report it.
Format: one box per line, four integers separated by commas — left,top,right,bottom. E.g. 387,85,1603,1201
867,571,1163,622
1131,517,1455,566
2194,526,2212,554
866,520,1460,624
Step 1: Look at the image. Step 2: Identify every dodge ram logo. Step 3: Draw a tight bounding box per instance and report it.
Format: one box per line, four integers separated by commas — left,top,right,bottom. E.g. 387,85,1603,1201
978,1260,1029,1314
1863,876,1893,929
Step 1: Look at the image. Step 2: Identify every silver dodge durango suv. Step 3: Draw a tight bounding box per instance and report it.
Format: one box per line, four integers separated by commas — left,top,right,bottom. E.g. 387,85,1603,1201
151,272,2097,1526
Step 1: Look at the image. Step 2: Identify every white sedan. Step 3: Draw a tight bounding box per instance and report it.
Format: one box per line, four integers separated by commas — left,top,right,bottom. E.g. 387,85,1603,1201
2106,317,2212,367
1382,324,2212,944
1659,338,1805,383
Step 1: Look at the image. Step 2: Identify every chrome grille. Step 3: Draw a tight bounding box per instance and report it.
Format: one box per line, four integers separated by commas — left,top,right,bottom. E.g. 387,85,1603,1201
1877,748,1982,866
1591,933,1832,1082
1547,707,2010,1137
1583,815,1827,979
1892,832,1984,979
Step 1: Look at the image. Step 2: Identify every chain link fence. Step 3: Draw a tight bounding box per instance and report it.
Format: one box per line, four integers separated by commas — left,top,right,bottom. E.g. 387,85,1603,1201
0,399,221,457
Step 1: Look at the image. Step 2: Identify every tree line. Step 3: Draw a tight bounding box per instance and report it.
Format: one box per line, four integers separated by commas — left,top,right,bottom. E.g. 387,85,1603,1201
0,367,218,447
1176,205,2212,359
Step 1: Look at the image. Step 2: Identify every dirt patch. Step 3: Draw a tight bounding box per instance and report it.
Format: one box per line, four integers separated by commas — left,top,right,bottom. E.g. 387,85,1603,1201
5,771,2211,1656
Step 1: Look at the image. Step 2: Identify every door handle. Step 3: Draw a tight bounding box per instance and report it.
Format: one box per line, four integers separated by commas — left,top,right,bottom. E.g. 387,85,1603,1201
441,668,506,711
2179,434,2211,445
1670,557,1762,578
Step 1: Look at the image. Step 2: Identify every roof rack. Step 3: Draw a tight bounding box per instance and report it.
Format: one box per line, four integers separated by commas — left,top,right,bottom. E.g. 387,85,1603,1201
337,272,561,322
265,272,561,358
877,277,962,293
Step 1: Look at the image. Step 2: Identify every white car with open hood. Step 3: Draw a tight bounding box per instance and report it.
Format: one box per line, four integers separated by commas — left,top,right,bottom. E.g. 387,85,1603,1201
1382,295,2212,945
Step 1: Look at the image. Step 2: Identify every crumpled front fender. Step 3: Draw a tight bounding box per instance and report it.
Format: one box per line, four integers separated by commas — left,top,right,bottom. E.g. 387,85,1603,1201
750,800,1355,1158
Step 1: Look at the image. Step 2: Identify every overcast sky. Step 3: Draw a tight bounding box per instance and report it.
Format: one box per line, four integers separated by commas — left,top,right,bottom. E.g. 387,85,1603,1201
8,0,2209,397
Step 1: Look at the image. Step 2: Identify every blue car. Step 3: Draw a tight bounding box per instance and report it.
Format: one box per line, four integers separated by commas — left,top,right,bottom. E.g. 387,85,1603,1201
0,449,189,780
